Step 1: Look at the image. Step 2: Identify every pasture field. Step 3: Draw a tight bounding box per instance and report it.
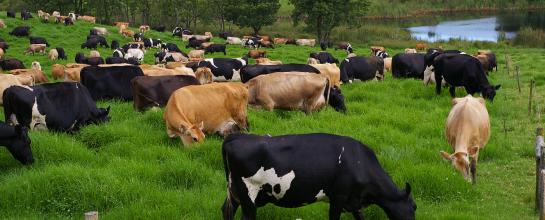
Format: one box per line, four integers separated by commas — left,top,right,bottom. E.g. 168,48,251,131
0,12,543,219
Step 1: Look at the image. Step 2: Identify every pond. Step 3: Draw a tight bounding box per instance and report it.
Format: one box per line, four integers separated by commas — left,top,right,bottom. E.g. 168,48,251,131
376,10,545,42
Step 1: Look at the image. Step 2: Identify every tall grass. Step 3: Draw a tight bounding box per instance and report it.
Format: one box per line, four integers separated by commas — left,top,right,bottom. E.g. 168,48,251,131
513,26,545,48
0,12,542,219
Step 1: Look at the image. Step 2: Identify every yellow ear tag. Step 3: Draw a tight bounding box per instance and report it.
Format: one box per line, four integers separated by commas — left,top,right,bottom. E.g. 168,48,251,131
9,123,12,126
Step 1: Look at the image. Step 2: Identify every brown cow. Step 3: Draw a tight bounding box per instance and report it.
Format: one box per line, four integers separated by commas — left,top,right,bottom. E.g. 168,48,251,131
0,19,6,28
188,50,204,59
258,40,275,49
472,54,490,76
10,69,50,84
64,68,84,82
441,95,490,184
130,75,202,112
0,74,35,106
80,15,96,23
478,50,491,55
114,22,129,27
335,42,350,50
194,67,214,84
24,44,47,56
163,82,250,146
166,62,189,69
246,50,267,59
273,38,287,45
122,30,135,39
246,72,330,114
66,63,90,68
197,42,215,50
416,43,427,50
310,63,340,88
52,64,65,79
118,25,126,34
257,35,270,41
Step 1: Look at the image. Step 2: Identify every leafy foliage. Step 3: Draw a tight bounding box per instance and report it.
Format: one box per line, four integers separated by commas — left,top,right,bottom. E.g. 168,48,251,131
224,0,281,33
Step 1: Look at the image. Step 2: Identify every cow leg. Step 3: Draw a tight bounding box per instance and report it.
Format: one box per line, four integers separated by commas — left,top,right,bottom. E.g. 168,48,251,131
449,86,456,98
352,210,365,220
471,154,479,185
240,204,257,220
222,197,239,220
328,197,348,220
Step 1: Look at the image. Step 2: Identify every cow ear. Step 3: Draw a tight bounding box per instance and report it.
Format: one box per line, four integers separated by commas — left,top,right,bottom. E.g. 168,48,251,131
495,84,501,90
200,121,204,130
105,106,111,116
440,151,453,161
403,182,412,199
468,147,479,157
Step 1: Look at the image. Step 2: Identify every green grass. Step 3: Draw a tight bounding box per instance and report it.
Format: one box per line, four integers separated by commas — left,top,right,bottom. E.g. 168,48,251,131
0,12,542,219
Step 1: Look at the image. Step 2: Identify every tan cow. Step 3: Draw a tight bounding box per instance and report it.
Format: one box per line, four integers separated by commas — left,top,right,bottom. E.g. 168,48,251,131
246,72,330,114
296,39,315,47
383,57,392,72
193,35,210,41
405,48,417,53
246,50,267,59
24,44,47,56
189,50,204,59
416,43,427,50
52,64,65,79
118,25,126,34
194,67,213,84
165,62,189,69
93,27,110,36
138,25,149,34
170,52,188,62
10,69,50,84
370,46,385,55
38,10,44,18
122,30,135,39
174,66,196,77
163,82,250,145
307,58,318,65
80,15,96,23
257,35,270,41
472,54,491,76
310,63,341,88
43,13,50,22
114,22,129,27
347,53,357,58
31,61,41,70
143,68,188,76
478,50,491,55
197,42,215,50
0,19,6,28
89,51,100,58
441,95,490,184
66,63,90,68
52,11,60,17
242,36,252,39
255,58,282,65
182,35,194,41
0,48,3,58
226,37,242,45
64,68,84,82
0,74,35,106
273,38,287,45
205,32,213,37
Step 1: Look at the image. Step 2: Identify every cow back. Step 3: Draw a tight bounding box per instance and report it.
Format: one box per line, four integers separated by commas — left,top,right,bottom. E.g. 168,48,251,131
80,65,145,101
131,75,201,111
240,64,320,83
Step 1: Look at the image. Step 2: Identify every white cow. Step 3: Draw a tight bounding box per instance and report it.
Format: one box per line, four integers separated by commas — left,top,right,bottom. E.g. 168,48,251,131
125,49,144,62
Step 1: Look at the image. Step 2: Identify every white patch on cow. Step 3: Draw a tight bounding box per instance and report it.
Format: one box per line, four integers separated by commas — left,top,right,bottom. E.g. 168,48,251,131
74,82,78,88
349,80,353,83
30,97,47,131
242,167,295,204
213,75,228,82
344,58,349,62
338,147,344,164
423,65,434,86
204,58,218,69
236,57,247,66
315,190,330,203
460,52,466,54
19,85,33,91
302,202,308,206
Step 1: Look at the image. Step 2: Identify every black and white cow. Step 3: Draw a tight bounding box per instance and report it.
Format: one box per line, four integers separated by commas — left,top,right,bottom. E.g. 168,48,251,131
172,27,192,37
310,52,339,64
221,133,417,220
87,35,109,48
56,46,67,60
81,39,99,50
122,43,144,53
154,52,174,64
375,50,389,58
241,38,259,49
219,32,234,39
433,53,501,101
111,39,120,50
0,121,33,165
144,38,161,49
133,33,145,42
3,82,110,132
340,56,384,83
240,64,320,83
29,36,50,47
75,52,104,65
391,53,425,79
7,11,16,18
204,44,226,55
161,43,181,53
8,26,30,37
113,48,125,57
423,49,463,86
197,57,247,81
80,65,145,101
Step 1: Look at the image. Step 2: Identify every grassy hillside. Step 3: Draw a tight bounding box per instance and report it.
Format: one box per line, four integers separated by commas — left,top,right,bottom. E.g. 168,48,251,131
0,12,542,219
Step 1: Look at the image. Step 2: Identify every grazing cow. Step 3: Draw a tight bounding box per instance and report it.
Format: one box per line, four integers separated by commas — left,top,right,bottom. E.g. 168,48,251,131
273,38,287,45
254,58,282,65
240,64,320,83
0,121,33,164
154,52,174,64
197,42,215,50
9,26,30,37
90,29,97,35
0,59,26,70
485,53,497,72
257,35,270,41
434,53,501,101
21,12,32,21
75,52,104,65
65,17,74,25
29,36,50,47
124,49,144,62
113,22,129,27
241,38,258,49
0,19,6,28
198,58,247,81
246,50,267,59
24,44,47,56
0,48,3,58
221,133,417,220
56,46,67,60
7,11,16,18
31,61,41,70
204,44,226,55
4,82,110,132
416,43,427,50
81,39,99,50
189,50,204,59
86,35,109,48
80,15,96,23
10,69,50,84
118,25,126,34
0,74,35,106
186,40,205,49
258,40,275,49
383,57,392,72
89,51,100,58
38,10,44,18
43,13,50,22
122,30,135,39
106,57,129,64
189,35,210,41
163,82,250,145
328,40,334,48
310,63,341,88
219,32,234,39
138,25,150,34
80,65,145,101
320,42,326,51
111,39,120,50
161,43,182,53
152,25,166,32
0,42,8,51
144,38,162,49
133,33,145,42
130,75,201,111
170,52,189,62
296,39,315,47
94,27,110,36
375,50,389,58
194,67,213,84
246,72,333,114
340,56,385,83
391,53,426,79
423,49,463,86
405,48,417,53
310,52,339,64
52,64,65,79
113,48,125,57
441,95,490,185
335,42,351,50
226,37,242,45
370,46,385,55
286,38,298,45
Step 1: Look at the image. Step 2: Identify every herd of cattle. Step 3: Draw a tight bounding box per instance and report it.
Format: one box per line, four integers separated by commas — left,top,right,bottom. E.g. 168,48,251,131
0,10,504,219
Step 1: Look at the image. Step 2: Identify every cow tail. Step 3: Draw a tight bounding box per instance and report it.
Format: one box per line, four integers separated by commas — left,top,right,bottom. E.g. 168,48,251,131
222,143,230,183
325,76,330,111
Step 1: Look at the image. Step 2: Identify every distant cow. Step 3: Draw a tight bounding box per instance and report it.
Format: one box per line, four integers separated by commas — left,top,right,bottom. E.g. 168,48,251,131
93,27,110,35
24,44,47,56
81,39,98,50
296,39,315,47
219,32,234,39
186,40,205,49
416,43,427,50
9,26,30,37
130,75,201,111
335,42,350,50
144,38,162,49
65,17,73,25
7,11,16,18
80,15,96,23
205,44,227,55
198,58,247,81
56,47,67,60
370,46,385,55
30,36,50,47
138,25,150,34
75,52,104,65
226,37,242,45
310,52,339,64
405,48,416,53
85,35,109,48
221,133,416,220
152,25,165,32
0,58,26,71
0,19,6,28
111,39,120,50
246,50,267,59
80,65,145,101
161,43,181,53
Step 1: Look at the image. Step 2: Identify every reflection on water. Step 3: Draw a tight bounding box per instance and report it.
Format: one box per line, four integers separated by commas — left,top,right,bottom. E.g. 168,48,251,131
372,10,545,42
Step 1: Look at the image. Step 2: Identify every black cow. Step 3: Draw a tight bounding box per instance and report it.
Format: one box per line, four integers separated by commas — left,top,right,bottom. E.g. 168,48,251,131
81,39,98,50
111,39,120,50
0,42,9,51
7,11,16,18
127,57,140,65
204,44,226,55
75,52,104,65
240,64,320,83
122,43,144,53
87,35,109,48
152,25,165,32
113,48,125,57
320,42,326,51
221,133,417,220
391,53,425,79
310,52,339,64
80,65,145,101
154,52,174,64
161,43,181,53
90,29,98,35
328,40,334,48
326,85,346,112
3,82,110,132
0,58,26,71
422,49,463,85
29,36,50,47
56,46,67,60
198,58,247,81
144,38,161,49
186,40,204,49
434,53,501,101
219,32,234,39
130,75,201,111
340,56,384,83
0,38,5,42
0,122,33,165
21,12,32,20
65,17,73,25
9,26,30,37
106,57,129,64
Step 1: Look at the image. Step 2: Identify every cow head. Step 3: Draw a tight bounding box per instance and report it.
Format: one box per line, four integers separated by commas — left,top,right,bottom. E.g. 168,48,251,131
479,84,501,102
180,122,205,144
440,147,479,182
327,85,346,113
3,125,34,165
195,67,213,84
96,106,111,123
379,182,417,220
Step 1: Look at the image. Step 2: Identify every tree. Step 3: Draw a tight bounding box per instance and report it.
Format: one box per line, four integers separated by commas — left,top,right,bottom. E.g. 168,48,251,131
224,0,280,34
290,0,370,43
